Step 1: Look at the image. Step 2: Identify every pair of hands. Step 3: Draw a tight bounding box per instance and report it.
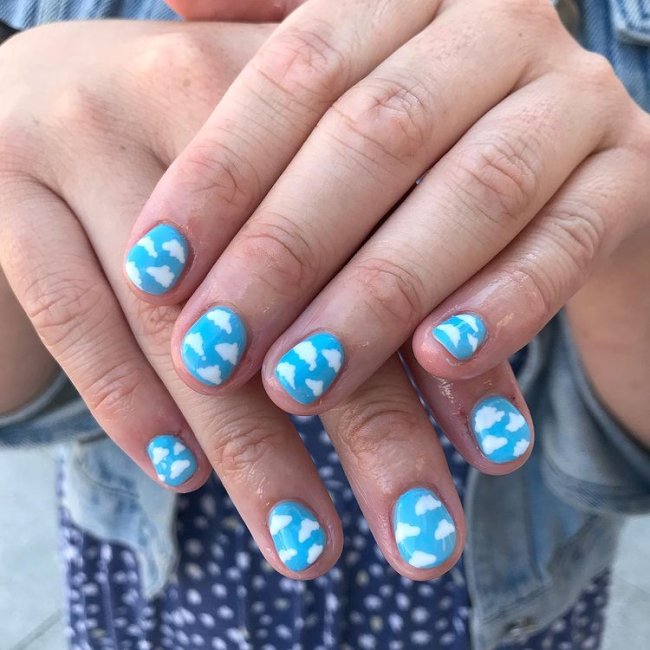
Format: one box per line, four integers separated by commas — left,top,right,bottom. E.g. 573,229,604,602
1,0,648,580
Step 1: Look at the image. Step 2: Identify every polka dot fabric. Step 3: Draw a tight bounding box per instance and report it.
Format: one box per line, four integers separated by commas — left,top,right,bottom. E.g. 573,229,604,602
59,355,610,650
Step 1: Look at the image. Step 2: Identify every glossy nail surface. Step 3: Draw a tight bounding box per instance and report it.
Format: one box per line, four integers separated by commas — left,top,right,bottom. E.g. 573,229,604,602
126,224,189,295
181,307,247,386
269,501,326,572
393,487,456,569
275,332,344,404
432,313,487,360
147,434,197,487
470,396,531,463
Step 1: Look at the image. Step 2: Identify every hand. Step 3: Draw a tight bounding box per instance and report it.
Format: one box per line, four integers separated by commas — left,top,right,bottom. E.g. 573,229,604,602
129,0,649,438
0,19,534,580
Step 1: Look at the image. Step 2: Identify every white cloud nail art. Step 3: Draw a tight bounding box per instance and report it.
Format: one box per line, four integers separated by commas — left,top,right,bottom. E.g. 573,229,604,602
146,265,175,288
161,239,186,264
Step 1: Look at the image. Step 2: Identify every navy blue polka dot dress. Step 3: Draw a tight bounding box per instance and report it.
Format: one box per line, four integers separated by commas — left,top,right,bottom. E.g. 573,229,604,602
60,409,609,650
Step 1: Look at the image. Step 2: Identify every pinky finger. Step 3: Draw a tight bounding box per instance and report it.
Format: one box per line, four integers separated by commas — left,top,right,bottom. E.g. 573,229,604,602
0,178,211,491
413,141,650,381
405,351,534,475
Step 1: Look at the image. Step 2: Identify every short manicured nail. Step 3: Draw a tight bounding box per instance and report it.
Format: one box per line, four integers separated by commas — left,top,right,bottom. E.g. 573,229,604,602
269,501,327,571
125,224,189,295
470,396,532,463
275,332,344,404
432,313,486,360
147,434,197,487
181,307,247,386
393,487,456,569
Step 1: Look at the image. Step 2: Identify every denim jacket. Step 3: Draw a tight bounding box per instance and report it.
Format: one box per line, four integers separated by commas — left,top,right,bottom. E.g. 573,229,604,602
1,1,650,649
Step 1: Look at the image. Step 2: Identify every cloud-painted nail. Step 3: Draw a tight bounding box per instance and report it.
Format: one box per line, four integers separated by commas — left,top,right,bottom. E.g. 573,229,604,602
432,313,487,360
470,396,531,463
393,487,456,569
181,307,247,387
269,501,326,572
125,224,189,296
147,434,197,487
275,332,344,405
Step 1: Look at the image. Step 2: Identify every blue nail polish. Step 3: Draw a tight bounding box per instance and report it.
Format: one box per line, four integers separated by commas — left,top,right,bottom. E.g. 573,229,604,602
126,224,189,295
432,313,487,360
470,396,532,463
269,501,327,572
275,332,344,405
147,434,197,487
393,487,456,569
181,307,247,387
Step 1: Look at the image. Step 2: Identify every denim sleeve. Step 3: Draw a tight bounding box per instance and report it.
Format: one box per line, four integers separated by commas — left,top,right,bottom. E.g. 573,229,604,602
0,371,103,448
532,314,650,514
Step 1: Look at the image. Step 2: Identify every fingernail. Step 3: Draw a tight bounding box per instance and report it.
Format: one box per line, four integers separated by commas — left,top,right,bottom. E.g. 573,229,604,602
269,501,327,571
125,224,189,295
470,396,532,463
393,487,456,569
432,313,486,360
147,434,197,487
275,332,344,404
181,306,247,387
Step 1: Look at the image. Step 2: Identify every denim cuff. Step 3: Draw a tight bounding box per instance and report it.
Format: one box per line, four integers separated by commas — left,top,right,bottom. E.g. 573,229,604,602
538,313,650,514
0,371,103,448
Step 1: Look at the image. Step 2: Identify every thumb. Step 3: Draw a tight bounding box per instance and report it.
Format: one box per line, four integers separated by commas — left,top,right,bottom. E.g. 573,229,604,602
166,0,305,22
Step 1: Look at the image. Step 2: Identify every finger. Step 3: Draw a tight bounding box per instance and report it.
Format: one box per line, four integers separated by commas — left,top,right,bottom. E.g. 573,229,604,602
173,0,565,393
406,351,534,474
126,0,442,302
412,119,650,380
263,64,615,412
0,177,211,491
48,137,342,578
319,355,464,580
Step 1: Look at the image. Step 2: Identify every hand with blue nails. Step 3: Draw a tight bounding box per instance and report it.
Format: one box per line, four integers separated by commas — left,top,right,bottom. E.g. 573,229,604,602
0,19,502,582
127,0,648,454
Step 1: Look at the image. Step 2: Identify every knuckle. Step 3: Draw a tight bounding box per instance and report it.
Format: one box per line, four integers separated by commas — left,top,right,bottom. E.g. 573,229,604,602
451,134,540,225
234,214,322,297
251,22,350,113
542,203,606,273
127,31,213,86
82,359,148,422
207,413,281,477
336,390,421,469
577,52,620,93
500,262,557,320
22,271,106,353
351,256,426,326
331,78,434,168
129,300,177,353
177,137,262,211
47,81,114,139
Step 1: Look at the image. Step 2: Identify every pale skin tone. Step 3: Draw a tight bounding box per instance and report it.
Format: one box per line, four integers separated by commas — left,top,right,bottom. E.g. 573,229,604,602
0,1,648,581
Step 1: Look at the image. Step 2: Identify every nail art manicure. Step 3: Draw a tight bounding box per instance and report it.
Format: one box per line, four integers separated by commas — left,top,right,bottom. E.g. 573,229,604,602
125,224,189,295
147,434,197,487
269,501,327,572
393,487,456,569
470,396,532,463
275,332,344,404
181,307,247,387
432,313,487,360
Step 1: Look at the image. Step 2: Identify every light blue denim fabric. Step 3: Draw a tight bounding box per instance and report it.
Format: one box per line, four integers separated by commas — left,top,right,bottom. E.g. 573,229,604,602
1,1,649,648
